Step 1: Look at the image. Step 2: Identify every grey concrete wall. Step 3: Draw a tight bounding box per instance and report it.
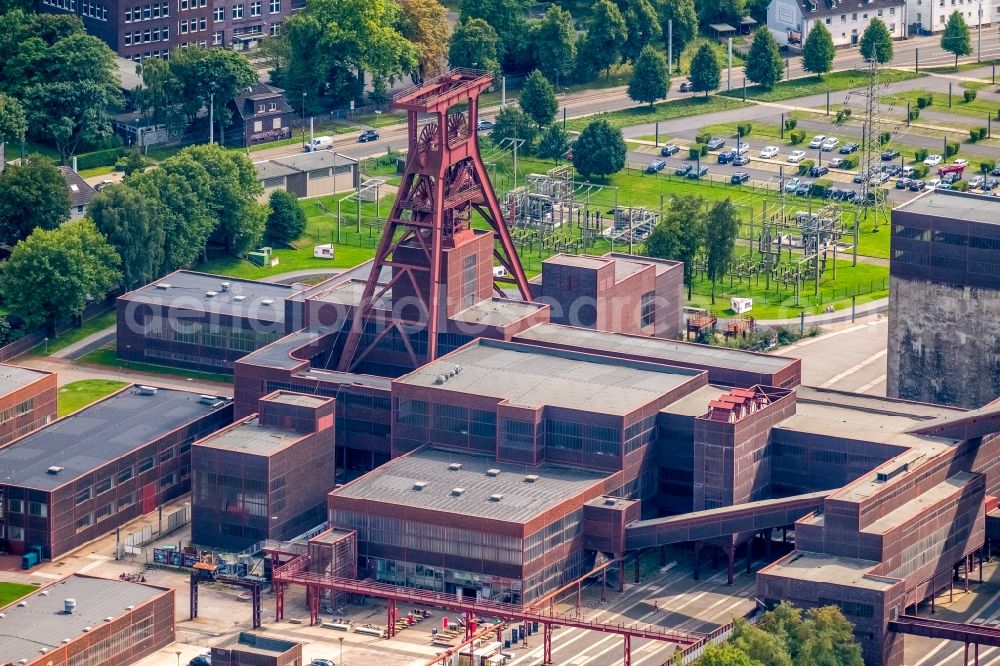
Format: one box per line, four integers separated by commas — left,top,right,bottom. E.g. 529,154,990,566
888,276,1000,408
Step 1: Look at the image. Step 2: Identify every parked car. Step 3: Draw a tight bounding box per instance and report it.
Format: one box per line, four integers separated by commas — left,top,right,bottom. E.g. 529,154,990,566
660,144,680,156
884,164,902,177
939,181,955,190
895,178,911,189
829,158,846,168
94,179,115,191
784,177,801,192
675,163,693,176
795,182,813,196
809,165,829,177
985,178,1000,191
309,660,335,666
734,142,750,154
808,135,827,149
358,129,380,143
853,171,867,184
759,145,779,159
733,154,750,166
901,166,915,178
646,159,667,173
679,81,693,92
821,137,840,151
881,149,900,160
718,151,735,164
788,150,806,163
954,158,969,168
942,171,962,184
189,655,212,666
872,171,891,185
826,187,841,199
969,175,985,189
476,119,494,131
927,178,941,189
706,137,726,151
730,172,749,184
909,180,927,192
924,154,943,167
839,142,859,154
307,136,333,151
991,165,1000,177
688,165,709,179
842,190,857,202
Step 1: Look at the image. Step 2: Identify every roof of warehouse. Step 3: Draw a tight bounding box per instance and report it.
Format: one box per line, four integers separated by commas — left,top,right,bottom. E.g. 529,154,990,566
0,365,50,396
395,339,701,414
898,189,1000,225
0,574,170,665
332,447,608,522
0,386,229,490
194,417,302,455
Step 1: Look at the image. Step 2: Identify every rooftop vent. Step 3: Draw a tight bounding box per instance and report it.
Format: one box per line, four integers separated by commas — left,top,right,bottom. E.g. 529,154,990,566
604,497,617,506
448,463,462,471
64,599,75,614
46,466,64,475
220,282,230,291
137,386,158,396
61,639,71,644
413,481,428,491
155,283,171,289
261,299,274,306
104,616,113,622
451,487,465,496
524,474,539,483
39,648,47,654
489,494,504,502
434,375,447,384
232,295,247,302
876,462,909,483
125,605,134,610
205,291,218,298
486,468,500,477
82,627,91,633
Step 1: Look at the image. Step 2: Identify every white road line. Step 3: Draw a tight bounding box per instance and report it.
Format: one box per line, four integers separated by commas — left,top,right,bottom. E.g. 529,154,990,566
631,594,755,666
855,373,888,394
913,583,1000,666
819,349,888,388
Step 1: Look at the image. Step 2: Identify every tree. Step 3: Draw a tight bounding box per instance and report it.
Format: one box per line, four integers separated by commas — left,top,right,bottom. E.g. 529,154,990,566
802,22,835,76
796,606,864,666
537,123,571,160
0,220,121,329
941,11,972,69
88,183,165,288
657,0,698,61
0,154,70,245
490,106,537,153
571,119,626,179
133,57,184,132
586,0,629,77
519,70,559,127
645,195,704,298
0,93,26,146
745,27,784,88
628,46,670,106
181,144,266,256
121,146,146,178
860,18,894,64
170,47,257,146
460,0,531,69
617,0,662,64
531,4,577,84
696,0,746,26
449,18,503,80
264,190,307,247
703,198,739,304
696,644,763,666
689,43,721,97
398,0,450,83
730,618,793,666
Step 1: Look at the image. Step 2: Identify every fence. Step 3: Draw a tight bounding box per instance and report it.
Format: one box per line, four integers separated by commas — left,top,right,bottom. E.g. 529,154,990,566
120,503,191,552
678,600,766,664
0,300,113,362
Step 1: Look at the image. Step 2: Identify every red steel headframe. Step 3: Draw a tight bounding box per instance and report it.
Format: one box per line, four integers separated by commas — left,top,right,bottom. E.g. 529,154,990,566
336,69,531,373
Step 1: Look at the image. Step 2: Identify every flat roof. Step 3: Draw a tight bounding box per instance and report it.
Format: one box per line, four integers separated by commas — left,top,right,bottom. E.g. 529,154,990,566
0,386,229,490
660,384,734,418
864,472,975,535
195,417,301,455
122,270,296,323
515,323,795,375
396,339,701,414
897,189,1000,224
762,552,895,590
545,254,610,270
450,298,547,327
219,633,298,656
333,447,608,522
266,392,329,407
0,574,169,664
0,365,49,396
239,327,328,370
255,160,299,180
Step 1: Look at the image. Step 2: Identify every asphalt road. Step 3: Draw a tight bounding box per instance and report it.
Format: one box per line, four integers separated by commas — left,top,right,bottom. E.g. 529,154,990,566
774,317,889,395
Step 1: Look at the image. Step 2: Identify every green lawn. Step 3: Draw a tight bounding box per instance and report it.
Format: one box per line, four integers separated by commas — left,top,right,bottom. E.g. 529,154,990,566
79,165,115,178
0,582,38,608
923,61,996,74
883,88,1000,125
678,38,745,75
720,69,923,103
565,95,753,133
58,379,128,417
43,309,117,356
78,346,233,384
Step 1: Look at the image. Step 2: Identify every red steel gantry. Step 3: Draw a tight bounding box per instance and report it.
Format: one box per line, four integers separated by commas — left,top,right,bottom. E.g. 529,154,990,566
337,69,532,372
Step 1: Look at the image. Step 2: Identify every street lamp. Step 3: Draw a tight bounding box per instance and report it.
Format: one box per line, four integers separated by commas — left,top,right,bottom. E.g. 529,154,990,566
175,650,182,666
339,636,344,665
301,92,308,148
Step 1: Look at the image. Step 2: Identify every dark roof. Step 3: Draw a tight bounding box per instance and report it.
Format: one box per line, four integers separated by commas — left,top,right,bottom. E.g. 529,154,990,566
0,386,230,490
0,365,50,396
58,167,97,209
897,189,1000,225
798,0,904,19
231,83,294,122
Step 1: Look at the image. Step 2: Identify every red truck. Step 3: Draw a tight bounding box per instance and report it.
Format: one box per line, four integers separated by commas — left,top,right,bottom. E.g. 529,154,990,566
937,163,966,177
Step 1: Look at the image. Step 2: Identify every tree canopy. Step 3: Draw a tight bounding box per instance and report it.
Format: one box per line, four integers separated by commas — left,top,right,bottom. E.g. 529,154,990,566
860,18,894,63
398,0,451,83
519,70,559,127
0,220,121,329
490,106,537,152
703,198,739,304
531,4,577,84
0,154,70,245
170,47,257,145
689,43,721,97
449,18,503,80
616,0,662,64
745,27,784,88
264,190,307,248
460,0,531,69
0,93,26,145
88,183,165,289
657,0,699,60
571,119,627,179
645,194,704,298
585,0,629,77
536,123,571,160
802,22,835,76
628,45,670,106
941,11,972,67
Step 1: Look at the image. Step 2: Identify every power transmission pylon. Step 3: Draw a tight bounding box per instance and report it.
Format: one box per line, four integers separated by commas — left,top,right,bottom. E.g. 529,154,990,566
857,57,891,231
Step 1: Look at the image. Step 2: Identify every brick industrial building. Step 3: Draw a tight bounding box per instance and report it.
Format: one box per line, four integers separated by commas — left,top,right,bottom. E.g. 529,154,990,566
0,365,57,447
888,190,1000,408
0,574,175,666
0,384,232,558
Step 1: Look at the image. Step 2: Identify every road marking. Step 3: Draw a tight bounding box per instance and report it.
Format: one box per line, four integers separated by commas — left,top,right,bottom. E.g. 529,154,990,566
78,558,109,574
855,373,887,394
819,349,887,388
772,324,870,354
913,579,1000,666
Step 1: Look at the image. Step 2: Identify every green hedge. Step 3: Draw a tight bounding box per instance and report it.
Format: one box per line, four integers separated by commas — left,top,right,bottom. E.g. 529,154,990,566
841,156,859,169
964,90,978,103
970,127,989,142
789,130,806,144
916,94,934,108
811,178,833,196
878,131,891,145
946,141,961,157
835,109,852,124
912,164,929,178
736,122,752,136
953,180,970,192
690,144,707,159
981,160,997,174
908,108,920,121
798,159,814,176
75,147,127,171
914,148,928,162
784,118,797,130
695,133,710,145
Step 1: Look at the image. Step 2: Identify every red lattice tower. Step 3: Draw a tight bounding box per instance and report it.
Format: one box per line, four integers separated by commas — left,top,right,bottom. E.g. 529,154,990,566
337,69,531,372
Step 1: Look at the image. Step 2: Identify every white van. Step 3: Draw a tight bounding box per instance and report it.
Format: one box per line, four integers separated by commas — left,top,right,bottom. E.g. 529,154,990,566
306,136,333,152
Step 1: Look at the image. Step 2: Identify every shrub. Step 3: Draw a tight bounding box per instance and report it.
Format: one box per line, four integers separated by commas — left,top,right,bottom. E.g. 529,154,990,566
784,118,797,130
964,89,978,103
953,179,970,192
689,144,707,159
912,164,929,178
695,133,710,144
737,122,752,136
982,126,990,140
946,141,961,157
970,128,983,142
842,156,859,169
917,94,934,108
879,131,891,145
914,148,928,162
75,147,127,171
811,178,833,196
835,110,849,124
982,160,996,174
789,130,806,144
908,108,920,122
798,159,814,176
